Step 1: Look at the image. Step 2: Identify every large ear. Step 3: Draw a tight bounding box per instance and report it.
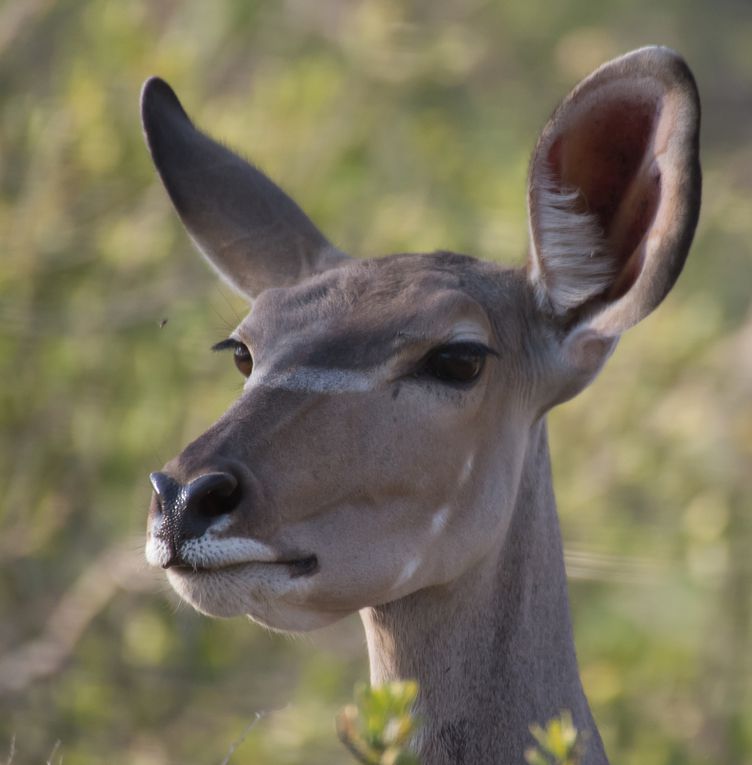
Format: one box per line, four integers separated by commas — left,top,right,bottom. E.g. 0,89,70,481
527,46,701,374
141,78,349,299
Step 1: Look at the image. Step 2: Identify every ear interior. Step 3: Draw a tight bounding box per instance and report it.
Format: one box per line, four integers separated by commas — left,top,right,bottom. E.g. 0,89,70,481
545,80,662,302
528,48,701,331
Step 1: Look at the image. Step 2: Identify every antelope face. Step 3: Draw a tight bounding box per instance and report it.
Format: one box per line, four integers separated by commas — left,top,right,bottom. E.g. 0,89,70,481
146,254,539,630
142,46,699,631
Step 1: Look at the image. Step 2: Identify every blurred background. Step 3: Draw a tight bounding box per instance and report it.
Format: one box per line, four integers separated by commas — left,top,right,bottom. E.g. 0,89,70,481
1,1,751,763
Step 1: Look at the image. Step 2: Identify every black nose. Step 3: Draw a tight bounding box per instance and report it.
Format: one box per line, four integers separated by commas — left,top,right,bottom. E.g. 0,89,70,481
149,470,240,543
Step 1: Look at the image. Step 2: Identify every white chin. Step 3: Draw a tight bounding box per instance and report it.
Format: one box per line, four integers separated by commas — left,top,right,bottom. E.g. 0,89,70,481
165,564,344,632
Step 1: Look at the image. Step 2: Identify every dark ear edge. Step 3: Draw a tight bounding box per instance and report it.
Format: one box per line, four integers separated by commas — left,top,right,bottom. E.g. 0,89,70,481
527,46,701,348
141,77,350,300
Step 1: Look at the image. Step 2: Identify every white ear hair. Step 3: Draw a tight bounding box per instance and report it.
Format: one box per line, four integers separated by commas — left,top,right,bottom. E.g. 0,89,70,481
529,173,615,315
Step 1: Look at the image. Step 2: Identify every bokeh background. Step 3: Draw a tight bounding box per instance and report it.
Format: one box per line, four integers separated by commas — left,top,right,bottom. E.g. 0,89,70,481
1,1,751,763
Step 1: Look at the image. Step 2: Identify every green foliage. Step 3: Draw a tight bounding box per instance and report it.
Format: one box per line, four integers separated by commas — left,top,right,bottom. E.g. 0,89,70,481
525,712,584,765
336,688,587,765
336,681,420,765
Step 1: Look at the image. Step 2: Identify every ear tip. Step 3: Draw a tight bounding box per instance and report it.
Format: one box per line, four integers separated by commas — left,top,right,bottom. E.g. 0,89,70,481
628,44,683,62
140,76,174,110
140,76,191,131
613,46,700,101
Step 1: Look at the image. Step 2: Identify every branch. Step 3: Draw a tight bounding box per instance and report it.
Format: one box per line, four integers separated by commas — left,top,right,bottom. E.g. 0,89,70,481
0,539,158,696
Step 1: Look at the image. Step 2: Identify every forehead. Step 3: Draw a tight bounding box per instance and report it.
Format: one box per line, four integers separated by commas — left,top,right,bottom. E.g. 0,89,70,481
238,251,527,363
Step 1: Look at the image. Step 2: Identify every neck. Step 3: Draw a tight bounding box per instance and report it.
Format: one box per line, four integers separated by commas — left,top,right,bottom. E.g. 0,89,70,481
360,420,608,765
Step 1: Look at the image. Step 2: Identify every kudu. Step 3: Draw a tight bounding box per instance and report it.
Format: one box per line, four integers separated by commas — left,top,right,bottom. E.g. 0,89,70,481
142,47,700,764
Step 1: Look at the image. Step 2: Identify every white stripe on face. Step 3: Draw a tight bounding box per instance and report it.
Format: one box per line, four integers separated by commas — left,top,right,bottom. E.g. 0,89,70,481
430,505,451,535
252,366,378,394
394,554,422,588
459,454,475,485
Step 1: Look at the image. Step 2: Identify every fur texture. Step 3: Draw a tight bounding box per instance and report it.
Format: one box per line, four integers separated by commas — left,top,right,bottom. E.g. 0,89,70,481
530,175,616,315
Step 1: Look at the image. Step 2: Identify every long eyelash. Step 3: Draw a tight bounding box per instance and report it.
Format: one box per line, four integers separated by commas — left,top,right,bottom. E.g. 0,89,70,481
211,338,241,352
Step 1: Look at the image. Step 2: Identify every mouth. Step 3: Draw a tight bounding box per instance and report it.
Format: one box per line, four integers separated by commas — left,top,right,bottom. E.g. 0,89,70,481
167,553,319,579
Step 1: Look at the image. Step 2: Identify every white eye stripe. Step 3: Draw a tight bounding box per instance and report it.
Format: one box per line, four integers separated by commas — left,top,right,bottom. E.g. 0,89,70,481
252,366,377,394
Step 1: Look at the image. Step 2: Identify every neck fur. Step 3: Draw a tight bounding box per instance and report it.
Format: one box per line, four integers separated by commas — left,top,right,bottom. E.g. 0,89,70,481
360,420,608,765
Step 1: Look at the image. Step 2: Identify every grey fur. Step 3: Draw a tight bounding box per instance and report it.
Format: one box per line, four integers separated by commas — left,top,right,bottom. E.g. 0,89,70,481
142,46,701,765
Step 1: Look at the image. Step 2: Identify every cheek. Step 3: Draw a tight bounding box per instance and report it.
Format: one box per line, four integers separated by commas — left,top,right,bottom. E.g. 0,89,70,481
363,389,487,483
282,500,434,610
416,427,529,582
250,387,525,603
292,453,516,608
258,390,471,507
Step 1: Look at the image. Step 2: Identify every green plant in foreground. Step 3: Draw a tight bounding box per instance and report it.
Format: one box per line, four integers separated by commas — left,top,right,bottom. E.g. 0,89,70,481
336,683,584,765
525,710,585,765
336,681,421,765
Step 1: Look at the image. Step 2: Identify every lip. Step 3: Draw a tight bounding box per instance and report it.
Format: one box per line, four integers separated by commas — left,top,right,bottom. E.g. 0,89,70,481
168,554,319,579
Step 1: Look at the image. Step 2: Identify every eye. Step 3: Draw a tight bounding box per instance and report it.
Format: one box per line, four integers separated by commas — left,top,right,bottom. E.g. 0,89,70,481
232,343,253,377
422,342,491,384
212,338,253,378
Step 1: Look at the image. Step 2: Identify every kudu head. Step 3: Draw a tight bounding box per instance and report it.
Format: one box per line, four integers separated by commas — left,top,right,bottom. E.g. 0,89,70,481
143,47,700,632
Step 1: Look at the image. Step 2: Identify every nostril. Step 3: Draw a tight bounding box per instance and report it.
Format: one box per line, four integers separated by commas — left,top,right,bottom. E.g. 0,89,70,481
147,469,240,542
185,472,240,519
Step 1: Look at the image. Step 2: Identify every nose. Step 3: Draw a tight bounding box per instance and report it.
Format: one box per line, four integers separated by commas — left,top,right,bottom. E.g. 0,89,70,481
149,470,240,547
